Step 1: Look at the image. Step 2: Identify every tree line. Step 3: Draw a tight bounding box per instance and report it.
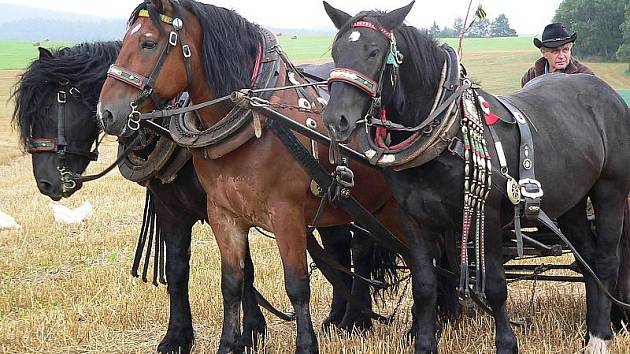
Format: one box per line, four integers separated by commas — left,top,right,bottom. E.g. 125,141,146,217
428,13,517,38
553,0,629,61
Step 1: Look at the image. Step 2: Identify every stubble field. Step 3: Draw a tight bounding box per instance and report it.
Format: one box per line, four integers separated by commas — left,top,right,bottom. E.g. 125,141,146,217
1,37,630,353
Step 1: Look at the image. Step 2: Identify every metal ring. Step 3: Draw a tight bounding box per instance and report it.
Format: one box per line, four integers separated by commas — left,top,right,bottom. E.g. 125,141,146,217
305,118,317,129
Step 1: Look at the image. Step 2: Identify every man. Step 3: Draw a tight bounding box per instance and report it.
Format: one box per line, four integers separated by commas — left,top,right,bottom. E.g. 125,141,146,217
521,23,594,87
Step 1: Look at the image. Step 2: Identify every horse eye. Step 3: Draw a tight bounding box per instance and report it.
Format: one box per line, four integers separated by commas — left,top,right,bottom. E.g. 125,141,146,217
142,40,157,50
368,48,380,58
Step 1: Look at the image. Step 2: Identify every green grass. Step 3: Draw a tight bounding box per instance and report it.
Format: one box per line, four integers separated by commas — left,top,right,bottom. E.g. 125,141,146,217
0,41,77,70
1,36,628,95
275,36,535,64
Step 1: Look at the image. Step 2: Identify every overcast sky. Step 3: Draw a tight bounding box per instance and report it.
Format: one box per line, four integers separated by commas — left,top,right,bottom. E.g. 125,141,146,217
0,0,562,35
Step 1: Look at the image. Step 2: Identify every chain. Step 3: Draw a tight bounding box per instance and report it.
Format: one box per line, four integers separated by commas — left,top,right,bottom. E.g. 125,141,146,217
527,264,546,321
249,96,322,114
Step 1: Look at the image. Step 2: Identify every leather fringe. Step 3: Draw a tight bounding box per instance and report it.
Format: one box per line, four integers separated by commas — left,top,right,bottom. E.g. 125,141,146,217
131,190,167,286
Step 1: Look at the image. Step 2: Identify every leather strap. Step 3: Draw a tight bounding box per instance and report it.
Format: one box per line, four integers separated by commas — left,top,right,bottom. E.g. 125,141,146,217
263,107,409,257
497,97,543,219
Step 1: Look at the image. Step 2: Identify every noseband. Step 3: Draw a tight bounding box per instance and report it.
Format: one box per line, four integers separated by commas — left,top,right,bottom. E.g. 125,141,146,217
106,6,193,131
27,82,100,192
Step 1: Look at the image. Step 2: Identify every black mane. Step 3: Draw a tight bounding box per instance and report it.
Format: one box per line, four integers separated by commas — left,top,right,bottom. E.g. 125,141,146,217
11,41,121,148
133,0,262,97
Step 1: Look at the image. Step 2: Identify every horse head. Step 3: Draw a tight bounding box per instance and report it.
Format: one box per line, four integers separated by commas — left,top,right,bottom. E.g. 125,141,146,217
12,45,111,200
98,0,203,138
323,1,415,142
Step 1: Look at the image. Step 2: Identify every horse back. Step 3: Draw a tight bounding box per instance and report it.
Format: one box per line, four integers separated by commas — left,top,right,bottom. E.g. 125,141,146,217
485,74,630,215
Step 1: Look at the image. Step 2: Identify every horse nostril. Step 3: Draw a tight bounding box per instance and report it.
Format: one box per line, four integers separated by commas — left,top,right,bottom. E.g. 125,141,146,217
339,115,349,131
38,180,52,191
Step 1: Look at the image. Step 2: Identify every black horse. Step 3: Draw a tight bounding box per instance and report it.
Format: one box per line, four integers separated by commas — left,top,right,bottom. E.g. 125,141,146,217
322,2,630,353
12,41,396,353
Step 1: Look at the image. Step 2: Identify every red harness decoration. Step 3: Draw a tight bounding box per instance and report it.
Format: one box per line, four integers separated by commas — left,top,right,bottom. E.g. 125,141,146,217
250,43,263,85
352,21,392,40
374,107,421,150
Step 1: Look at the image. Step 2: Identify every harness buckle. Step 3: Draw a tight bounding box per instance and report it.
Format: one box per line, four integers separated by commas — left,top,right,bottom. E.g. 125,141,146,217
57,91,67,103
519,178,544,199
182,44,192,58
69,87,81,96
335,165,355,189
172,17,184,31
169,31,178,46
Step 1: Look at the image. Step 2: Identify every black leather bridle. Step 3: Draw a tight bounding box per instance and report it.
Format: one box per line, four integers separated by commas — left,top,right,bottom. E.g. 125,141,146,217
27,81,100,192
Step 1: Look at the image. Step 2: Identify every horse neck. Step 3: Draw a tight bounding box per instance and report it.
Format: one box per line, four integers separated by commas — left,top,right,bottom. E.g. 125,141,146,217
186,78,232,127
389,33,444,127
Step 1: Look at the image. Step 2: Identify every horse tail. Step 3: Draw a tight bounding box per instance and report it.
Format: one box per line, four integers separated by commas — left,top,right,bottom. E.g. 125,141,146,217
369,239,403,302
131,189,167,287
612,197,630,330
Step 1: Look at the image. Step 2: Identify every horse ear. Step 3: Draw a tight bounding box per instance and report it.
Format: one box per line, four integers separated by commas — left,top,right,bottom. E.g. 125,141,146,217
381,1,415,31
38,47,53,60
323,1,352,30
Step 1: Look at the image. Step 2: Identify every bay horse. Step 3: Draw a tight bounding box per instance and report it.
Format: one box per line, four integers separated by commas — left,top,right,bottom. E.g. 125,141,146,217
322,2,630,353
13,41,398,353
96,1,435,352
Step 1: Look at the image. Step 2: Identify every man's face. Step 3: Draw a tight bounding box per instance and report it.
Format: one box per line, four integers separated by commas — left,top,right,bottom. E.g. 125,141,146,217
541,43,573,72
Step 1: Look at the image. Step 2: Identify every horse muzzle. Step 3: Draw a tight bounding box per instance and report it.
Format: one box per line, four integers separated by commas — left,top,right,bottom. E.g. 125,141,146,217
323,111,356,143
97,101,135,138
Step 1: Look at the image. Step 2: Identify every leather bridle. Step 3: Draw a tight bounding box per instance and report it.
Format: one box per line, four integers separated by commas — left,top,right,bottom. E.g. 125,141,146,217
27,81,100,192
328,20,403,124
106,3,193,132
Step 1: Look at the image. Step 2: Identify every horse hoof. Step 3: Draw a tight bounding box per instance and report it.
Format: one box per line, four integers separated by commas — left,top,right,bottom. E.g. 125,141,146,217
240,325,267,351
217,342,244,354
157,334,194,354
584,334,611,354
321,312,344,333
339,318,372,334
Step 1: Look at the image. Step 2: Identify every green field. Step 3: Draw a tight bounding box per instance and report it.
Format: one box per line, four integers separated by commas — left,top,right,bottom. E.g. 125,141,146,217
2,36,629,96
0,41,77,70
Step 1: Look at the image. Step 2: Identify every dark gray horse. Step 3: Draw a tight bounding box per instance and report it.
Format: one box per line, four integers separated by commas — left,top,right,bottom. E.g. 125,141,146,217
322,2,630,353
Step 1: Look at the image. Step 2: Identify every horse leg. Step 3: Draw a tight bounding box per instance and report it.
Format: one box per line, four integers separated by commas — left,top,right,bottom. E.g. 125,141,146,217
340,226,374,332
273,217,318,354
611,201,630,331
483,210,517,354
209,207,249,354
582,184,628,353
404,213,438,354
240,241,267,350
319,225,352,331
153,211,195,354
558,199,599,344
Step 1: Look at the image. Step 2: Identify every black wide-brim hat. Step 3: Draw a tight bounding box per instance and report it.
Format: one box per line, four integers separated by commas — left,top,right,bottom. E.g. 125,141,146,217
534,23,577,48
